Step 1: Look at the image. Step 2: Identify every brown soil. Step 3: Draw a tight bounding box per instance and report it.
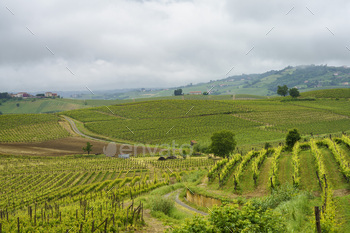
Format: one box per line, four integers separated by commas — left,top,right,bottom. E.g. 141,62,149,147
135,209,171,233
0,137,158,157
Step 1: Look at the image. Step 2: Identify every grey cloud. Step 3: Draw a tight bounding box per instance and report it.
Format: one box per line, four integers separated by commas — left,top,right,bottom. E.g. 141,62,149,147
0,0,350,92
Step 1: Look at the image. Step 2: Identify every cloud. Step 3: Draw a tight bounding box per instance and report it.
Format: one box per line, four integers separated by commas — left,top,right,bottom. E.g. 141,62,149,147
0,0,349,92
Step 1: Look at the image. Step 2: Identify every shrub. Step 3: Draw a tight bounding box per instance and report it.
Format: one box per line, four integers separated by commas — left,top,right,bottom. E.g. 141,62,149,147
150,196,174,215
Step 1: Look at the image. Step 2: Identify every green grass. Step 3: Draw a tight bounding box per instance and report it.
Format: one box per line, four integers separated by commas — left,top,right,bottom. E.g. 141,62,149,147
300,88,350,98
277,152,293,185
319,147,349,189
237,160,255,193
255,157,272,195
335,195,350,232
299,150,320,191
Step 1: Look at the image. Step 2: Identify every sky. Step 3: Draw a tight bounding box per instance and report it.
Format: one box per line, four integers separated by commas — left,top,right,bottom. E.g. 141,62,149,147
0,0,350,92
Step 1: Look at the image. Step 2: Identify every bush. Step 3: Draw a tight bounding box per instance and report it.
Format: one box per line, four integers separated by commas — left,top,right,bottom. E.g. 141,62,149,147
150,196,174,215
251,184,300,211
173,202,285,232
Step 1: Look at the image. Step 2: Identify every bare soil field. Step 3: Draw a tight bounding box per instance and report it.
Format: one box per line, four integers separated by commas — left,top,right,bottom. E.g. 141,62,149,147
0,136,157,156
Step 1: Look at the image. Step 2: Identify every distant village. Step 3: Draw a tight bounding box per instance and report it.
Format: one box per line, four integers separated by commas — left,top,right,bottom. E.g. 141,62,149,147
8,92,60,98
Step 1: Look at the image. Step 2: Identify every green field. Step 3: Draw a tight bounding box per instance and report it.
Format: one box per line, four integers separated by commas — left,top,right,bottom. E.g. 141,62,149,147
0,94,268,114
1,137,350,232
0,114,70,142
62,98,350,147
1,89,350,232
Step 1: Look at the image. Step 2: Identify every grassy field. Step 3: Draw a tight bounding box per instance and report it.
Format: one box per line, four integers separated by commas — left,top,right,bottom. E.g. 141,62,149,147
300,88,350,98
62,98,350,147
0,94,267,114
0,114,70,142
1,134,350,232
1,89,350,232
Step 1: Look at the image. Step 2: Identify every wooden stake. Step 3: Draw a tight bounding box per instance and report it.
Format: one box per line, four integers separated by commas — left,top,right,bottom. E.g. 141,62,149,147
314,206,321,233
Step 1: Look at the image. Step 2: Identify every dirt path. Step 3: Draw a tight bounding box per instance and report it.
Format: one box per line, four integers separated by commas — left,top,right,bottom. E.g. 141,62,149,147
136,209,170,233
165,190,208,216
62,116,107,142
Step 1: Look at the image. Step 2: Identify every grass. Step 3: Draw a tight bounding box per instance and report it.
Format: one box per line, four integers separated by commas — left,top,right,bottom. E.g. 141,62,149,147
277,152,293,185
238,160,255,193
335,195,350,232
274,193,316,232
319,147,349,189
300,88,350,98
299,150,320,191
255,157,272,195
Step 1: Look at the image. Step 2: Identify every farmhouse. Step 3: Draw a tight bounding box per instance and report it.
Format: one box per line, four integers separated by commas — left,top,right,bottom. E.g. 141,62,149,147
45,92,58,97
13,92,31,98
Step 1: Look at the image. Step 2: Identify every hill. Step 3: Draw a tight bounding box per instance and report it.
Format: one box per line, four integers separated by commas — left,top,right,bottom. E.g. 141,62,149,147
0,94,265,114
62,98,350,148
70,65,350,100
300,88,350,98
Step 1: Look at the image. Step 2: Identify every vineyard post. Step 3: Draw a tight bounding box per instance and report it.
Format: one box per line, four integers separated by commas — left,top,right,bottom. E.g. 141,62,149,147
0,223,2,233
79,223,83,233
104,217,108,233
270,177,274,192
91,220,95,232
126,208,128,227
112,214,115,228
17,217,19,233
314,206,321,233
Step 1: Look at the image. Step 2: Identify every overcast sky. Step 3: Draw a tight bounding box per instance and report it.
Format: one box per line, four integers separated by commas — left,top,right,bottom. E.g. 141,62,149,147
0,0,350,92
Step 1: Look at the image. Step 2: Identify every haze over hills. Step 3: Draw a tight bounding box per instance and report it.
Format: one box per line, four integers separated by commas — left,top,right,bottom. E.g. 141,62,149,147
61,65,350,100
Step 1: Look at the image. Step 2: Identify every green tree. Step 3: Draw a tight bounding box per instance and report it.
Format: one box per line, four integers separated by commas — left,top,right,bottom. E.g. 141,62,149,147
289,87,300,98
264,142,272,150
203,91,208,95
277,85,288,97
209,130,236,158
174,89,183,96
82,142,93,155
16,103,20,107
286,129,301,150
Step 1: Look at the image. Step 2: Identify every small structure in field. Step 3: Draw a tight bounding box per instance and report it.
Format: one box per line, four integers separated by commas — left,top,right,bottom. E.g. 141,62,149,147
191,140,197,146
118,154,130,159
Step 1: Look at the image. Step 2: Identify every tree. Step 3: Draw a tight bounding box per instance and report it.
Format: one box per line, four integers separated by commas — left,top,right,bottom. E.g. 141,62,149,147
0,92,11,99
277,85,288,97
174,89,183,96
16,103,20,107
82,142,93,155
209,130,236,158
203,91,208,95
286,129,301,150
264,142,272,150
289,88,300,98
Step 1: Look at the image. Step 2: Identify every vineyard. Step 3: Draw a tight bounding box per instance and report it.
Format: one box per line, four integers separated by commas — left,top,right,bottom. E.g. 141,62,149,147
0,114,70,142
62,98,350,146
0,154,214,232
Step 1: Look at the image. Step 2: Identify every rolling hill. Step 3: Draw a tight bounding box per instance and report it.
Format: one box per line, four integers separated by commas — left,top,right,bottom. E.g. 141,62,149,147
73,65,350,100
